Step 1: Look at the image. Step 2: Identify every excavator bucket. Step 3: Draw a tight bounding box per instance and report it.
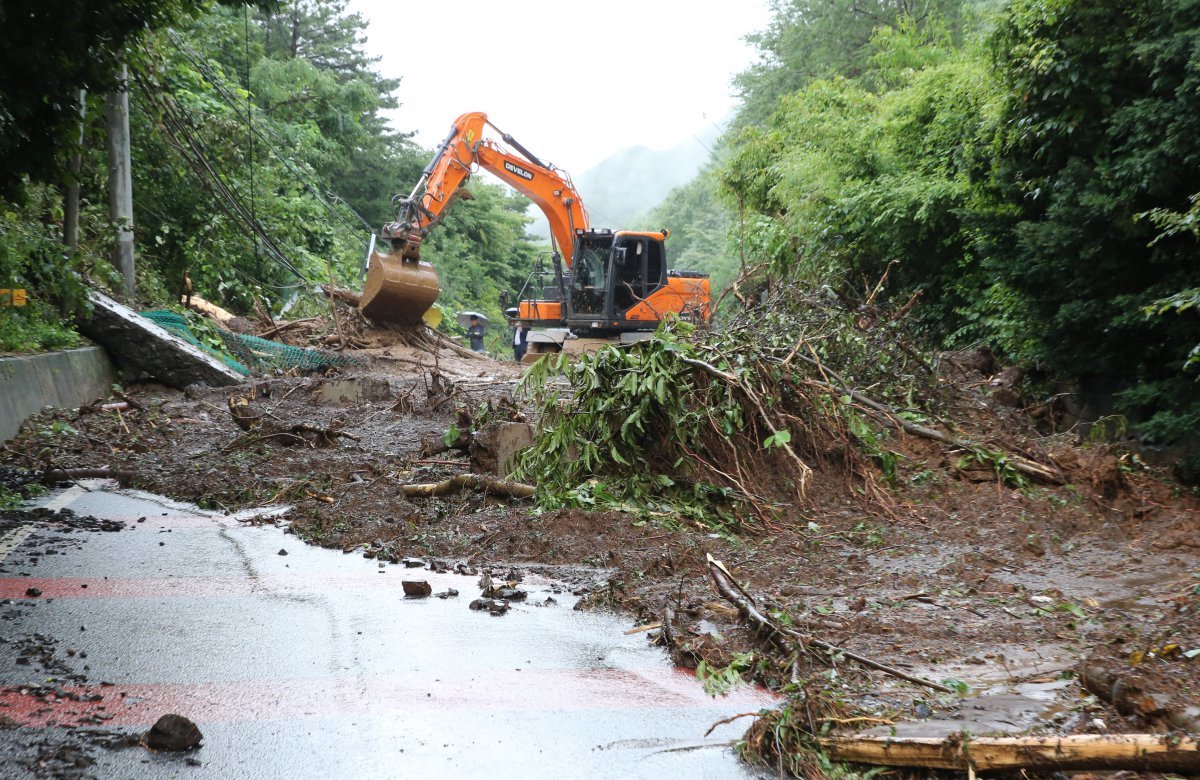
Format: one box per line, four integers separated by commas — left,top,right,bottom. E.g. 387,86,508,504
359,246,440,325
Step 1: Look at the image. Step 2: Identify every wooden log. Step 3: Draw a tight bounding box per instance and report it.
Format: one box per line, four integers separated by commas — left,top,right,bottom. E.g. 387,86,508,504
185,295,236,325
401,474,534,499
41,467,134,484
818,733,1200,773
320,285,361,307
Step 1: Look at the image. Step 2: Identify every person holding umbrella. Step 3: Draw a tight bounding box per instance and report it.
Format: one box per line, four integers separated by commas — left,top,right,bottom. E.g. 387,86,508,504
466,314,486,352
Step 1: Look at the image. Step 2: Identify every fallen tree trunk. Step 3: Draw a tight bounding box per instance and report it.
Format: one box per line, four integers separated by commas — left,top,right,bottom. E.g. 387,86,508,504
40,467,135,484
818,733,1200,773
401,474,535,499
320,285,361,307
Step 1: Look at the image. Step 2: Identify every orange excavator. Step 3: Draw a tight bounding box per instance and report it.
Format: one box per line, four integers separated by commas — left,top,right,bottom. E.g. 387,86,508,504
359,111,710,346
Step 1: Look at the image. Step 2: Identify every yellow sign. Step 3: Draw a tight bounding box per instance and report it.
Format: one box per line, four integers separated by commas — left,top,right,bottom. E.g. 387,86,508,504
0,288,27,306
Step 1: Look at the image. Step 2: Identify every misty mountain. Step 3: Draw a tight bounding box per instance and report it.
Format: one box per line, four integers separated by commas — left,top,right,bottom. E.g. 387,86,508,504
525,124,720,240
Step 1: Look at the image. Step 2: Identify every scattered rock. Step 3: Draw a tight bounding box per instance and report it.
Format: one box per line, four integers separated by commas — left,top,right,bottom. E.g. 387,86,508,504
435,589,459,599
470,421,534,476
143,714,203,751
402,580,432,598
24,588,42,597
277,548,288,556
493,587,527,601
468,598,510,615
402,557,426,568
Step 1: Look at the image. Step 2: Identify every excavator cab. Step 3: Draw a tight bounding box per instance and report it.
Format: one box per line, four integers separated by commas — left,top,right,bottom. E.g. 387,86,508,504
563,230,669,332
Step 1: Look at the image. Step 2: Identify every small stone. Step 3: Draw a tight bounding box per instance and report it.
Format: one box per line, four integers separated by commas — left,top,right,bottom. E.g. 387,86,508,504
24,588,42,597
435,589,459,599
402,580,432,598
143,713,203,751
277,549,288,556
402,558,426,568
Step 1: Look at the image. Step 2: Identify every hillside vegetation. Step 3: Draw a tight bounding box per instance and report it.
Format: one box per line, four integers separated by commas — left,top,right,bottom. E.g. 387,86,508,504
652,0,1200,472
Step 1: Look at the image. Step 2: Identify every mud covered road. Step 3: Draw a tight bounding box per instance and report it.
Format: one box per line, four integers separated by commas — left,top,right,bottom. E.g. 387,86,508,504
0,483,775,778
2,335,1198,777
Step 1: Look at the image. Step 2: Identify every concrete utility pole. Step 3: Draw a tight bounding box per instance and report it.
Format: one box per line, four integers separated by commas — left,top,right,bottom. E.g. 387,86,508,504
106,64,136,298
64,90,86,253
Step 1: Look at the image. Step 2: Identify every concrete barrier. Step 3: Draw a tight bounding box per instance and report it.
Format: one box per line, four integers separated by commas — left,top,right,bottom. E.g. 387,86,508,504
0,346,117,442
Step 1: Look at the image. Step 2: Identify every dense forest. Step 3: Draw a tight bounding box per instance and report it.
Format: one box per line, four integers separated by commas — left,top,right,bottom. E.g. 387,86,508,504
1,0,1197,470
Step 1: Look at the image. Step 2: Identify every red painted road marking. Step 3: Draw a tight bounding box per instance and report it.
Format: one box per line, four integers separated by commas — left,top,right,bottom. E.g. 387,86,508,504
0,668,776,728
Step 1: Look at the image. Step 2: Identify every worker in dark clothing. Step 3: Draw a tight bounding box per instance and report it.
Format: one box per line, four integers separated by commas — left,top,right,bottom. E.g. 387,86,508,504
467,315,486,352
512,320,528,362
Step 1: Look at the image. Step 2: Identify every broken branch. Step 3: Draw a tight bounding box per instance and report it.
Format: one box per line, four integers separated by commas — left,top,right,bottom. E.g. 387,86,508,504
706,555,953,693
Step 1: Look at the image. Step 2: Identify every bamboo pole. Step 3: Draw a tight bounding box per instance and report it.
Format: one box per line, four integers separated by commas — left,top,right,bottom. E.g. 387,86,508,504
819,733,1200,773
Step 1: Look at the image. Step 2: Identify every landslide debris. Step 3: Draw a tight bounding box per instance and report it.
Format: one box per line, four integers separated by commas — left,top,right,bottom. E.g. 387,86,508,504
2,290,1197,778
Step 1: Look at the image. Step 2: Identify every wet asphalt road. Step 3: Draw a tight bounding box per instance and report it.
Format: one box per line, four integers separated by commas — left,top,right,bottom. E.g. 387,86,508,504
0,482,775,778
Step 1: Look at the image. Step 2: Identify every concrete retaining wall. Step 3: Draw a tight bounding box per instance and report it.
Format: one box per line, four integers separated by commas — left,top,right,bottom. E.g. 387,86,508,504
0,346,117,442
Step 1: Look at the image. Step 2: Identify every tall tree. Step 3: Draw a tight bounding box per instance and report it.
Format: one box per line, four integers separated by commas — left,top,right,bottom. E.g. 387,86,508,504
0,0,259,195
734,0,968,127
990,0,1200,437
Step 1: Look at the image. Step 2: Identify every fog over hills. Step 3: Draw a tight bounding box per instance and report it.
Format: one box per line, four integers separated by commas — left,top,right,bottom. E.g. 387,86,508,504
525,123,721,241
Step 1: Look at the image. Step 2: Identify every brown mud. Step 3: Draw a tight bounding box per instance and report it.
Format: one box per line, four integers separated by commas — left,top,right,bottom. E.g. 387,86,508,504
3,321,1197,777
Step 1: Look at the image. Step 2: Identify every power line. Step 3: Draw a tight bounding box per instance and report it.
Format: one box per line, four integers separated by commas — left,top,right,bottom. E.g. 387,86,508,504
165,30,377,241
133,71,313,284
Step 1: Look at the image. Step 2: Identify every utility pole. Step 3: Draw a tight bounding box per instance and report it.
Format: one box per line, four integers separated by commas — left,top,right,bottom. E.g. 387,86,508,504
64,90,86,253
106,64,135,298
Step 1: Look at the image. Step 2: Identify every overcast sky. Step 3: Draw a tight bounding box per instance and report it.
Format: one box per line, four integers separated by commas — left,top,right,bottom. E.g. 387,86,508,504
346,0,771,174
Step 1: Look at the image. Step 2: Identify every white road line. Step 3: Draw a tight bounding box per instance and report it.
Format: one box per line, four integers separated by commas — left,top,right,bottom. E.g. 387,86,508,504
0,525,36,561
0,485,88,562
38,484,87,512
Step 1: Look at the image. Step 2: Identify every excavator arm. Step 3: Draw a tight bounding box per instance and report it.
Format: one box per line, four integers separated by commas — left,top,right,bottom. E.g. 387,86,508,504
360,111,589,324
387,111,589,268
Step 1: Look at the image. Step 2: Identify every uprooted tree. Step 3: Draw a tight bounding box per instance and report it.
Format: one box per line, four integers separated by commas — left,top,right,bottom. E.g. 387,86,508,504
514,283,1062,535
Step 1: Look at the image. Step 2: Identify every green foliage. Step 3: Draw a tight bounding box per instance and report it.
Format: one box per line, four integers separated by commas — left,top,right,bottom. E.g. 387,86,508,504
514,324,745,532
733,0,971,129
717,0,1200,459
0,0,204,193
517,289,939,531
987,0,1200,444
696,652,756,697
0,183,86,352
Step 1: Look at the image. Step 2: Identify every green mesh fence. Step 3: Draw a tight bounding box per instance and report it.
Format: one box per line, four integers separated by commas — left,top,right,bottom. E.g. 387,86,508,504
139,310,357,376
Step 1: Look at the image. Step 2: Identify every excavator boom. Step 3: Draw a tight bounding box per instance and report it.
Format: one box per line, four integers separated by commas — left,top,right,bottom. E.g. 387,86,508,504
360,112,589,324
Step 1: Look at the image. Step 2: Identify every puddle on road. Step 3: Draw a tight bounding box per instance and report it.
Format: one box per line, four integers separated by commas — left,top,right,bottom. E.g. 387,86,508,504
0,482,777,779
